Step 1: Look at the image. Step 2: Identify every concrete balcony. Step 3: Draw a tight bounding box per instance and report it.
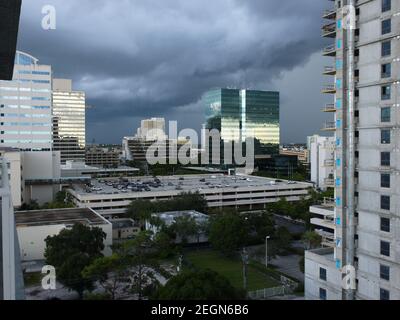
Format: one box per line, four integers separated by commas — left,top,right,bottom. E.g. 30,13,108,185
310,204,334,217
321,121,336,132
311,217,335,231
322,22,336,38
323,103,336,113
321,84,336,94
324,159,335,167
323,9,336,20
315,229,335,248
323,66,336,76
322,44,336,57
324,177,335,187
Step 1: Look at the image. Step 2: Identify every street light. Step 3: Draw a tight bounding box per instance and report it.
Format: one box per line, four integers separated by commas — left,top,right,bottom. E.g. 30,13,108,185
265,236,271,268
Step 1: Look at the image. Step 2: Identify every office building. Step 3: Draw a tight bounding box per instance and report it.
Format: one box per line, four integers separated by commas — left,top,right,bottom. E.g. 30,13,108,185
85,146,120,168
0,51,52,151
305,0,400,300
203,88,280,158
308,135,335,190
136,117,167,141
52,79,86,163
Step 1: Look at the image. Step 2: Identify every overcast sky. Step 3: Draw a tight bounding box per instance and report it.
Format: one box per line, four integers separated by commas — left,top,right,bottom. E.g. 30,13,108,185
17,0,332,144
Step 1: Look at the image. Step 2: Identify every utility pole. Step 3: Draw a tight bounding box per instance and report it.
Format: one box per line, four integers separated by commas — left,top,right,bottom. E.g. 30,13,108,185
265,236,270,268
242,247,249,291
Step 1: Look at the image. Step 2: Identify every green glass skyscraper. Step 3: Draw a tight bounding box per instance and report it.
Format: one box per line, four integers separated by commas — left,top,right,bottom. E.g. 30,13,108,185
204,88,280,157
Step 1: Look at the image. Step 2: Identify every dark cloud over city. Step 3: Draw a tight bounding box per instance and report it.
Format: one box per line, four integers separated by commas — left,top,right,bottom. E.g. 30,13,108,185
17,0,332,144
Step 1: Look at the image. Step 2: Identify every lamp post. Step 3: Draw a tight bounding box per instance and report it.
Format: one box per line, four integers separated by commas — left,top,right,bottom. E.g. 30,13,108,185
265,236,271,268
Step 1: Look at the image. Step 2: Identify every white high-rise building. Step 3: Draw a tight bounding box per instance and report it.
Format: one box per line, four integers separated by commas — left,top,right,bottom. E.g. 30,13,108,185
0,51,52,151
52,78,86,163
306,0,400,300
308,135,335,190
136,117,167,141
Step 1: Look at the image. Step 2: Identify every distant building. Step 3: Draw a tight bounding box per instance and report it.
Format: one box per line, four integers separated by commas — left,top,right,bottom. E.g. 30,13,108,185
146,210,209,244
136,117,167,141
85,146,120,168
308,135,335,190
0,51,52,151
203,88,280,160
52,79,86,163
15,208,112,261
280,147,309,164
111,219,139,240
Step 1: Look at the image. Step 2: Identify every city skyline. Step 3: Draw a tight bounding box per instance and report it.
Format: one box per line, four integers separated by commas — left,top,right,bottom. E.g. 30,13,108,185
16,0,332,145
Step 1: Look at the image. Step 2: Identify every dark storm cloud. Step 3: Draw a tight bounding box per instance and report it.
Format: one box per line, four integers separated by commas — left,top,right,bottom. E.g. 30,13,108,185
17,0,327,143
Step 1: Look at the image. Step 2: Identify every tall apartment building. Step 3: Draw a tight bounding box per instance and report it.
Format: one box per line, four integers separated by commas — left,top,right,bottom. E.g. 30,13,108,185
308,135,335,190
305,0,400,300
0,51,52,151
52,79,86,163
85,146,120,168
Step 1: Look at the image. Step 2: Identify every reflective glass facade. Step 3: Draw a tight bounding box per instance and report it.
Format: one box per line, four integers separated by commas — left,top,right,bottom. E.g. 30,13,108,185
0,51,52,151
204,88,280,156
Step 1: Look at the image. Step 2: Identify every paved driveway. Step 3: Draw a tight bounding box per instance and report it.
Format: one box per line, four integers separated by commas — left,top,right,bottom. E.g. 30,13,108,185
269,254,304,283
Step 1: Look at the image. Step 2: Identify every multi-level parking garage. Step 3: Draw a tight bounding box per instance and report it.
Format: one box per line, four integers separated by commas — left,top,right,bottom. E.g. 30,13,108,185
67,174,313,217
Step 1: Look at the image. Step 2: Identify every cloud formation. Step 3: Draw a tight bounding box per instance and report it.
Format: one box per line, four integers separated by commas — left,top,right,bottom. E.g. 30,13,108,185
17,0,329,143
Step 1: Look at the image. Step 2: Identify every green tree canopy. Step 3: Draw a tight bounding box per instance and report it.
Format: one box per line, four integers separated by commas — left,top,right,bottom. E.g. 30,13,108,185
154,269,245,300
44,224,106,298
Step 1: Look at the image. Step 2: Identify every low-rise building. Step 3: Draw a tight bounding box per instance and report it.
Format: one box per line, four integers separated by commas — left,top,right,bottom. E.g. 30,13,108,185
111,218,139,240
15,208,112,262
67,174,313,217
85,146,120,168
146,210,209,244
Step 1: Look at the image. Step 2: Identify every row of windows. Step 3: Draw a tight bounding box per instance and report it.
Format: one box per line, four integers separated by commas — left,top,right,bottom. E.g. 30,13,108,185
0,96,50,101
1,131,51,135
1,104,50,110
1,122,51,127
1,113,50,118
0,87,50,93
1,139,51,144
17,70,50,75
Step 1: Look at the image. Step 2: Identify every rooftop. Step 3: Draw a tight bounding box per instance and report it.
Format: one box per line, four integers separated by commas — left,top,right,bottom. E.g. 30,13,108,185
153,210,209,225
15,208,110,227
71,174,312,196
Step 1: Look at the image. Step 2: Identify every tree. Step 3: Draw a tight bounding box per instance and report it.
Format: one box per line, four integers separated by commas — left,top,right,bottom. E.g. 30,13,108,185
126,199,155,228
275,226,292,252
302,231,322,250
44,224,106,299
119,231,160,300
82,254,127,300
154,269,245,300
170,215,199,246
244,211,275,244
208,211,249,256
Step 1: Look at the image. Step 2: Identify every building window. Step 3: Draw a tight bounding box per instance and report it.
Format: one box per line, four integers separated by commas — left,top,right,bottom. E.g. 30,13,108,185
382,0,391,12
381,107,391,122
381,152,390,166
381,241,390,257
381,217,391,232
381,195,390,210
380,288,390,300
319,288,327,300
380,265,390,281
320,268,327,281
381,129,391,144
381,173,391,188
382,41,391,56
381,85,391,100
381,63,391,78
382,19,391,34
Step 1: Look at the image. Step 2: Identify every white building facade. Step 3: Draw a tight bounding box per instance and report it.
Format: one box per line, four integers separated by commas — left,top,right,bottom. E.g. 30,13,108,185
309,135,335,190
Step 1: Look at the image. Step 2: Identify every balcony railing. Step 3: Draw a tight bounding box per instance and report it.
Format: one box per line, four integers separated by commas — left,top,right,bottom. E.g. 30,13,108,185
323,9,336,20
322,197,335,207
323,44,336,56
323,66,336,75
323,103,336,112
322,23,336,38
324,178,335,186
321,85,336,94
324,159,335,167
322,121,336,132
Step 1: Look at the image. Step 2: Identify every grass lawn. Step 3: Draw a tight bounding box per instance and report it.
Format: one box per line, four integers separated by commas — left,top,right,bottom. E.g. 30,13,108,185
186,249,280,291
